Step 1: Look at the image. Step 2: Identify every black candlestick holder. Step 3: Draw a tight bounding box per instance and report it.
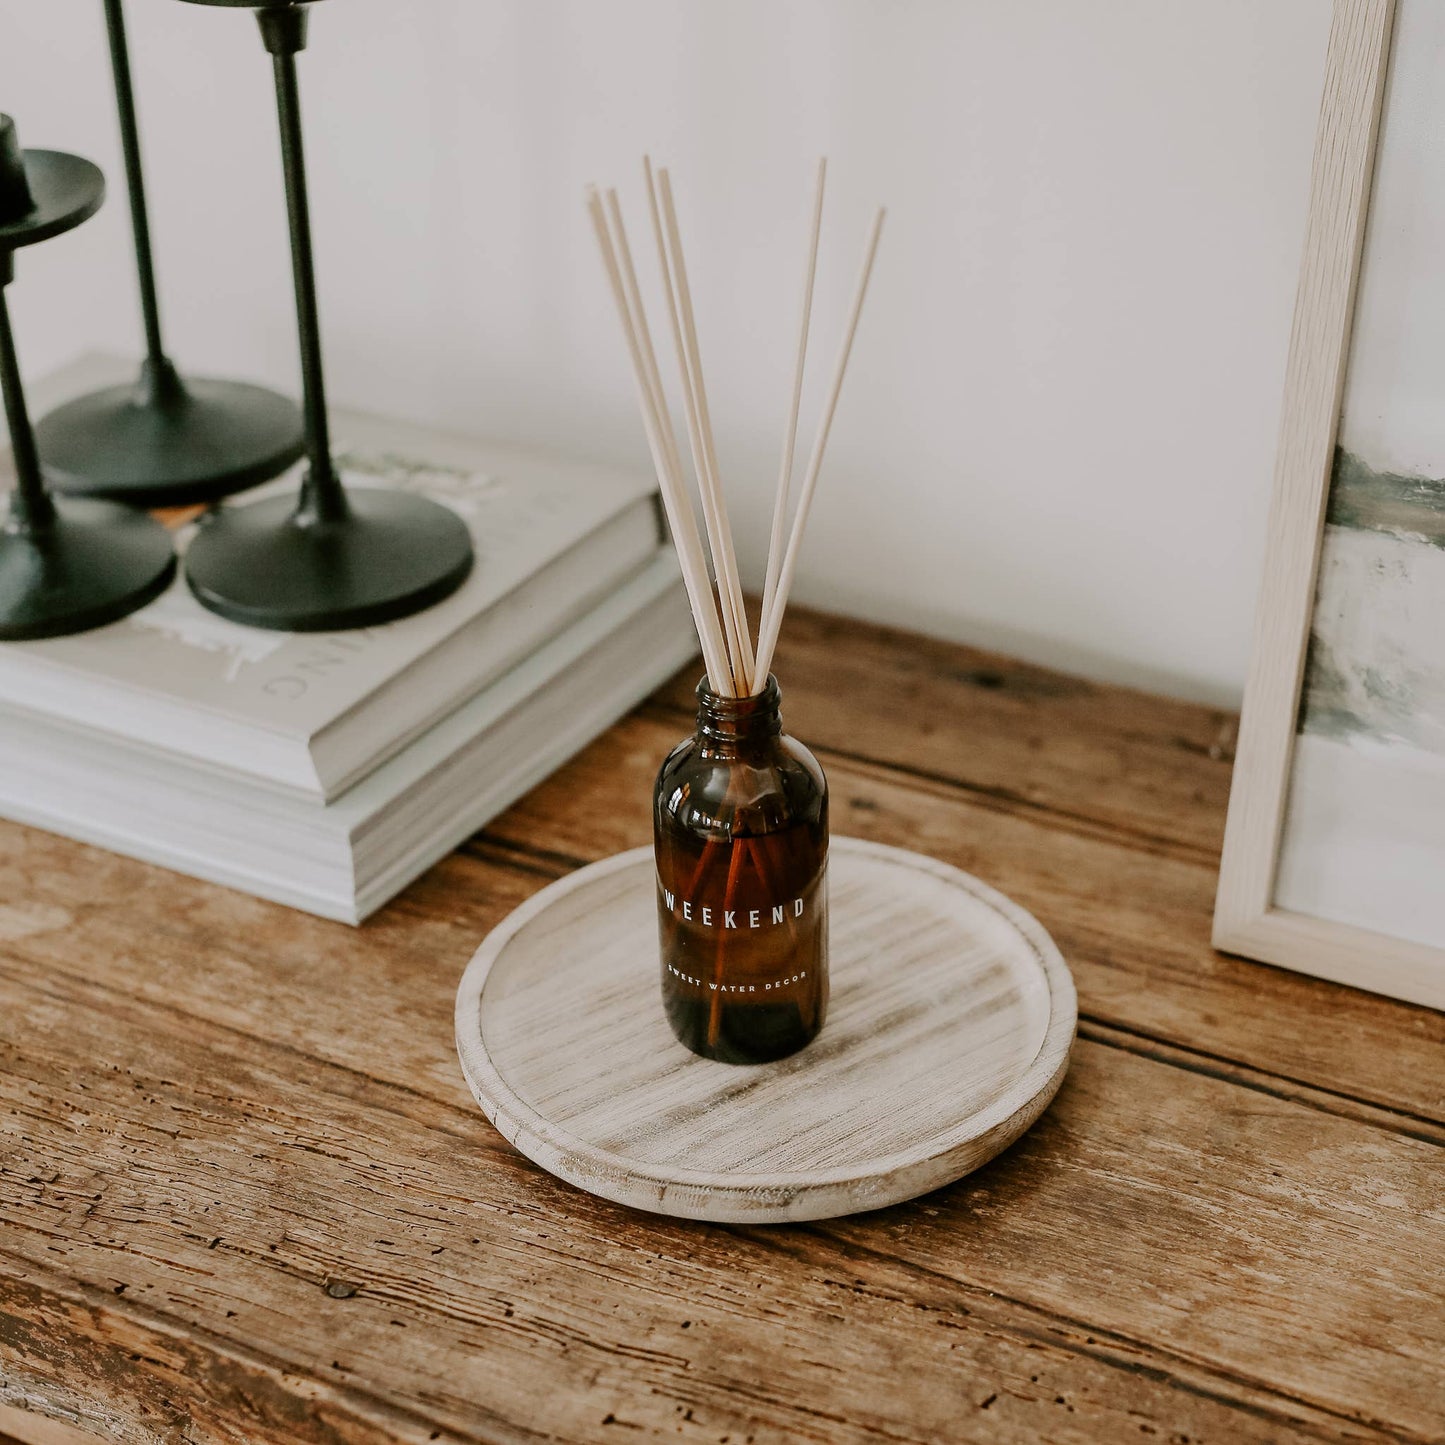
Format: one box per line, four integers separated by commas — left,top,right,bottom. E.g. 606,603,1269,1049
35,0,305,509
0,116,175,641
178,0,473,631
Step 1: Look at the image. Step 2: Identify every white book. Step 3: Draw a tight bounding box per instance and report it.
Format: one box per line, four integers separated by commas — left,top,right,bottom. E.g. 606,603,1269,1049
0,552,699,923
1,355,664,802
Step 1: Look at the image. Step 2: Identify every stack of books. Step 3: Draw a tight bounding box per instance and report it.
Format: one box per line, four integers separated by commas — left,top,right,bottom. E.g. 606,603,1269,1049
0,359,698,922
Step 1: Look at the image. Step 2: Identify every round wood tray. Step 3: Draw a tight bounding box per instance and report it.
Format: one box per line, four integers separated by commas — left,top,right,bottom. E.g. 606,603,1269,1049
454,837,1076,1223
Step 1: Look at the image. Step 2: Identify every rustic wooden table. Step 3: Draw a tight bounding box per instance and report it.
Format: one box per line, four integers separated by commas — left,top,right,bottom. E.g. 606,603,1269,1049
0,610,1441,1445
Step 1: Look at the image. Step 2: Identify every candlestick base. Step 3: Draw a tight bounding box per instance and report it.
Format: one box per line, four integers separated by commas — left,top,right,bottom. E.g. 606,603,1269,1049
183,485,473,631
0,496,176,640
36,363,304,508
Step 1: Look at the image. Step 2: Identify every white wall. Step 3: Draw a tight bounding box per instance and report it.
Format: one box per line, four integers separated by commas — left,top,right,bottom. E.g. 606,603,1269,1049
2,1,1331,705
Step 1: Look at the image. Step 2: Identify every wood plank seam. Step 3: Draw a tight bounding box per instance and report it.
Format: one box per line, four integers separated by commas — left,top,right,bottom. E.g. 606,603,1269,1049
469,833,1444,1145
0,948,487,1148
813,744,1221,866
454,843,559,882
10,826,1429,1163
1080,1020,1445,1147
638,700,1225,868
0,1236,1400,1445
19,920,1433,1166
0,1248,524,1445
464,832,591,873
457,836,587,878
786,1233,1430,1445
641,686,1242,775
2,962,1435,1441
0,1249,993,1445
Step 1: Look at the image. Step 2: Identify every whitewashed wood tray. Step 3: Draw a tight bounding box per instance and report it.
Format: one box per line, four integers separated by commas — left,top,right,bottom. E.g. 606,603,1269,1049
454,837,1076,1223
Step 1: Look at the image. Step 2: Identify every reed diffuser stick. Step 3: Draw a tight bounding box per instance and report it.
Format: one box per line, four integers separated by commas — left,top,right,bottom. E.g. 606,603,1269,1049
761,158,827,637
650,164,755,693
589,162,884,701
604,190,686,502
585,189,733,693
605,182,734,683
752,207,886,691
658,168,755,691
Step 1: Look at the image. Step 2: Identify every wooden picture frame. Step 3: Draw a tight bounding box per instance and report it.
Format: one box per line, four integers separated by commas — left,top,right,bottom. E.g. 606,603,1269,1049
1215,0,1445,1012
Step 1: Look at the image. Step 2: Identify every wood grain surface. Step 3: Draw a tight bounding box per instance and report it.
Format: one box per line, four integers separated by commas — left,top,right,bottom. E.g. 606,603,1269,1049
0,604,1441,1443
455,841,1075,1222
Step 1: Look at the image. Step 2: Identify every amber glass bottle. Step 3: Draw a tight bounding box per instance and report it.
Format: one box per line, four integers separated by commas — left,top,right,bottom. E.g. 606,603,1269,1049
653,675,828,1063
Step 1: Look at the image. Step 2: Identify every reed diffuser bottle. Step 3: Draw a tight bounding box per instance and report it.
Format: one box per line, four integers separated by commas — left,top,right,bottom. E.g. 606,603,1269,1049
587,155,882,1062
655,676,828,1063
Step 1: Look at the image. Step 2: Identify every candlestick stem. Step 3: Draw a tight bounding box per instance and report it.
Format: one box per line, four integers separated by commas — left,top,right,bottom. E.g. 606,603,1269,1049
177,0,472,632
103,0,171,376
259,5,345,524
33,1,304,507
0,279,56,533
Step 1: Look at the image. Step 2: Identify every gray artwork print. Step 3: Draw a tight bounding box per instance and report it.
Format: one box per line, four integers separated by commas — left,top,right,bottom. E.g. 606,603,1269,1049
1275,0,1445,950
1298,449,1445,759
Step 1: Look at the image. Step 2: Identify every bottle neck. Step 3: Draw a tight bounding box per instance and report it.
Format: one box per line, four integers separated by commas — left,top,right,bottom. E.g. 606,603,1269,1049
695,675,783,754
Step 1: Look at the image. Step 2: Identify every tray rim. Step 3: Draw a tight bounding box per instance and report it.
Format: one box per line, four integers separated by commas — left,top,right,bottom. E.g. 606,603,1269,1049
454,837,1077,1220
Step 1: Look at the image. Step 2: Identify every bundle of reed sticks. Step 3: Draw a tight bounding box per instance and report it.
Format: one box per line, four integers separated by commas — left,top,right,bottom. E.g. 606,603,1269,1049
587,159,884,698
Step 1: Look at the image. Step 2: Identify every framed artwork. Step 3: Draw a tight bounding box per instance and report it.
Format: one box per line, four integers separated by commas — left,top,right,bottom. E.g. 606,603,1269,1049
1215,0,1445,1011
